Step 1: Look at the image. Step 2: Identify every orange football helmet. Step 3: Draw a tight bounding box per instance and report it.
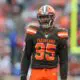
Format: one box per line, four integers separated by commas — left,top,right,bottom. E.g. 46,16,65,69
37,5,56,29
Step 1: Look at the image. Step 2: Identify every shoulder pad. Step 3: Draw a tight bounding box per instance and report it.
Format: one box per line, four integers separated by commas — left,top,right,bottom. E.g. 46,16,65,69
26,27,37,35
25,22,39,35
57,28,68,39
27,22,39,28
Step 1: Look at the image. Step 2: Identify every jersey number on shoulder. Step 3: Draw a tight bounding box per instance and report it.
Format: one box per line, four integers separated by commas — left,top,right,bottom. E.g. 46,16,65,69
35,43,56,61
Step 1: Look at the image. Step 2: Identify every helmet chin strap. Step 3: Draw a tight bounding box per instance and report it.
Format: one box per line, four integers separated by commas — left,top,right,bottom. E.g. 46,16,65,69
43,20,52,28
48,20,52,27
46,19,53,28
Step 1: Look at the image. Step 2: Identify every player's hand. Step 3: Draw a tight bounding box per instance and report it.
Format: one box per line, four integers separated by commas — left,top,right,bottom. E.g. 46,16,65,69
61,79,67,80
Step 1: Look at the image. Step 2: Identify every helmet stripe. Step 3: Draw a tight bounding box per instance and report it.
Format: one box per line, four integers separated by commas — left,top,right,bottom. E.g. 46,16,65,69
44,6,46,13
43,5,47,13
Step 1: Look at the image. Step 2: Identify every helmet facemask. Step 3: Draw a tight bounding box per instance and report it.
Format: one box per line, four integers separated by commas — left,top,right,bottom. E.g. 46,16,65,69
37,14,55,29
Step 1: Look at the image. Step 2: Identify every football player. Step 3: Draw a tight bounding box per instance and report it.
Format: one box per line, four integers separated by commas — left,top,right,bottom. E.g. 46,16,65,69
21,5,68,80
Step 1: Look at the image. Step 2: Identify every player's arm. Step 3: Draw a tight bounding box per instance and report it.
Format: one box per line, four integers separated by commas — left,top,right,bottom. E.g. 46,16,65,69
20,34,33,80
58,30,68,80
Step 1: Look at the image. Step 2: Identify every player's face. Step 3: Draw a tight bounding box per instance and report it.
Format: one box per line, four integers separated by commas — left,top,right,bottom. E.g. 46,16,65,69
38,14,54,29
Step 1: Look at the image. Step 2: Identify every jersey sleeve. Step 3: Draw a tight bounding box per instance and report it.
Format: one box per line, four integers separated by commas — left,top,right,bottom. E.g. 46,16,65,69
21,34,33,80
57,29,68,39
57,29,68,80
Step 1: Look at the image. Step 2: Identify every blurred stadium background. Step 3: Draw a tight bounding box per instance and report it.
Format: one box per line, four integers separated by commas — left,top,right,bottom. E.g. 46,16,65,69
0,0,80,80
